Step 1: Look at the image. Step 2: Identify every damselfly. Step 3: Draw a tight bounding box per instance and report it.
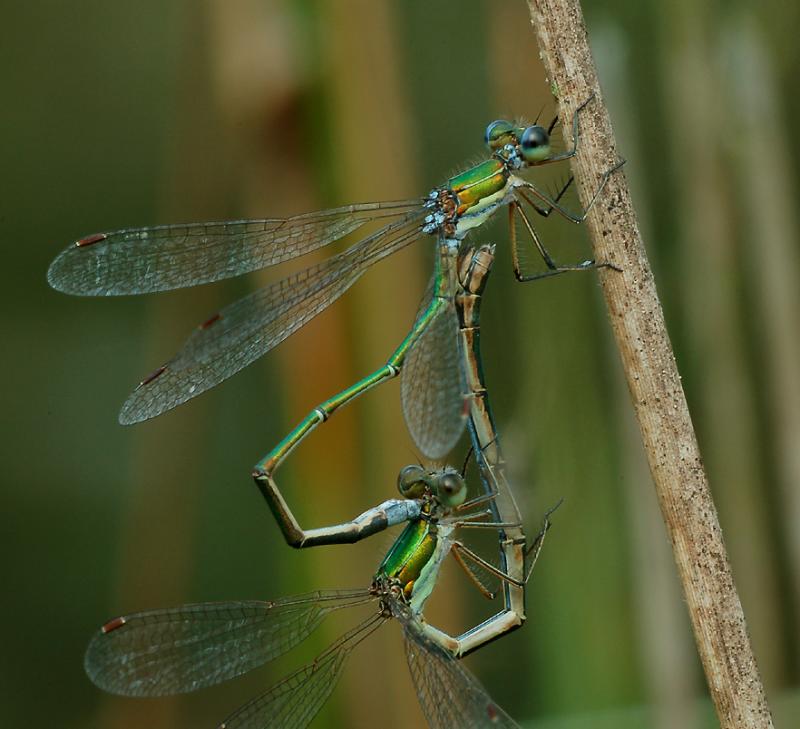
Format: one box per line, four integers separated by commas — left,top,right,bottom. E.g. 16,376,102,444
48,97,621,473
85,463,551,729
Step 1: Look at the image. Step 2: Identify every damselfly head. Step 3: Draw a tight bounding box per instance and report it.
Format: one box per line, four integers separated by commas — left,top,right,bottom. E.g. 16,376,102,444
485,119,551,165
397,464,466,506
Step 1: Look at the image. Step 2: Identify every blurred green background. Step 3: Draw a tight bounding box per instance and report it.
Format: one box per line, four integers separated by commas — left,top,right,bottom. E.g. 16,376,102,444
2,0,799,727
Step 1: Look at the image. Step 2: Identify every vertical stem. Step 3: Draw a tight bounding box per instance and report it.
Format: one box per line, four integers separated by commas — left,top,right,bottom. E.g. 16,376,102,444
525,1,774,727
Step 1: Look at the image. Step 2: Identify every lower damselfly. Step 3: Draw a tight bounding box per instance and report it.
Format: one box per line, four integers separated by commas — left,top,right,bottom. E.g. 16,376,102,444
85,463,551,729
48,97,622,469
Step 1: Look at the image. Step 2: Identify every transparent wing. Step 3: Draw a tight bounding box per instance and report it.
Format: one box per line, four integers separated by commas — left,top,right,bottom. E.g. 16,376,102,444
219,614,385,729
404,622,521,729
119,213,424,423
48,200,421,296
401,277,466,460
84,589,374,697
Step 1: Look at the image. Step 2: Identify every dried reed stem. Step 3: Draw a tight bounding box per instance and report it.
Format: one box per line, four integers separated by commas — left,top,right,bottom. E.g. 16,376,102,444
525,1,774,726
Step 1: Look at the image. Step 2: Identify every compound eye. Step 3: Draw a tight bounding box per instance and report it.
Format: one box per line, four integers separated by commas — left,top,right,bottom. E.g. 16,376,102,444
436,469,467,506
484,120,515,150
520,125,551,162
398,465,427,498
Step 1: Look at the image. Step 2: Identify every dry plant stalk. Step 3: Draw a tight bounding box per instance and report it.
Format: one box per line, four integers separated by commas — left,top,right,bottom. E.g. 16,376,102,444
525,1,774,727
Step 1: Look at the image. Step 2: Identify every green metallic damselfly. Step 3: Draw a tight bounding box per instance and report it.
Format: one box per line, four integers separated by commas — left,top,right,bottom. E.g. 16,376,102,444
47,97,621,471
84,463,551,729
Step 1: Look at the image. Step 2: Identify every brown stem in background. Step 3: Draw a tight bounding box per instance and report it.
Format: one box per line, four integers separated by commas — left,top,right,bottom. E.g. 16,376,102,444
525,1,774,727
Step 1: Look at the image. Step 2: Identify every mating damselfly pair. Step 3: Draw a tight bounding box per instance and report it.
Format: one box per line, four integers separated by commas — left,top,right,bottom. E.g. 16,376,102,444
51,97,621,727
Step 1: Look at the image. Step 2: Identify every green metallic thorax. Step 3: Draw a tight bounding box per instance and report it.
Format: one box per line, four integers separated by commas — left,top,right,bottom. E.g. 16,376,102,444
377,516,437,597
447,159,512,238
448,159,509,216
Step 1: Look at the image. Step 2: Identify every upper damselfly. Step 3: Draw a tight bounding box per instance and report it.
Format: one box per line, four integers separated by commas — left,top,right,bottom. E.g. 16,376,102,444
48,96,621,472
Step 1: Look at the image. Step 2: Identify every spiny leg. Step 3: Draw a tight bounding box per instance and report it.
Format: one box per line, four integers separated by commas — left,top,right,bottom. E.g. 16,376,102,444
524,175,575,219
510,160,626,282
510,200,556,274
524,500,562,582
453,490,501,513
507,174,574,274
516,157,625,224
510,201,597,283
451,544,498,600
450,514,523,530
450,484,519,528
453,502,560,592
452,540,527,590
418,535,531,657
532,93,597,167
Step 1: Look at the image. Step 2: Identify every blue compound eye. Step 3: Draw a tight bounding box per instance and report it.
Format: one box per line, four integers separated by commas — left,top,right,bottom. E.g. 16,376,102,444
519,125,551,162
484,120,515,150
